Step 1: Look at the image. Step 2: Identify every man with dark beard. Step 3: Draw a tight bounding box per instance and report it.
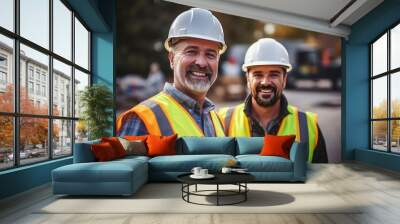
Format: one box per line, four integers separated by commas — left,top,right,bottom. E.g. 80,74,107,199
218,38,328,163
116,8,225,137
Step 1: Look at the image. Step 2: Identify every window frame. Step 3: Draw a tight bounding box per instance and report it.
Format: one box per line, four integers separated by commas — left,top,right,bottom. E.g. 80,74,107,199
0,0,92,171
370,20,400,154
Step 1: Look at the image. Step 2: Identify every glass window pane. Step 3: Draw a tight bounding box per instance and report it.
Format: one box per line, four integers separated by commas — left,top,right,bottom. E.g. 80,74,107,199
20,44,49,115
372,33,387,76
391,72,400,118
0,116,14,170
20,117,49,165
372,77,387,119
53,59,72,116
0,0,14,32
0,34,14,112
372,121,388,151
74,17,89,70
391,120,400,153
53,0,72,60
75,120,88,143
53,119,72,158
74,69,89,118
391,24,400,70
20,0,49,49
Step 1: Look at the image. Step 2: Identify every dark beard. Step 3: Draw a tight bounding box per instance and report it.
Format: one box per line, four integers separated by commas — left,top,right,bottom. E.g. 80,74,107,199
254,84,280,107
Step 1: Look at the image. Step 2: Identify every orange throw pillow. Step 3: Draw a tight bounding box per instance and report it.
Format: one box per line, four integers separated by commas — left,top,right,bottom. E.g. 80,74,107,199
124,135,148,142
146,134,177,157
91,142,117,161
101,137,127,158
260,135,296,159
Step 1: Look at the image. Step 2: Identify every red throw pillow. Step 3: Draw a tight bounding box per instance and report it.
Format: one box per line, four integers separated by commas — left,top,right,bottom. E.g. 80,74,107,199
91,142,117,161
101,137,127,158
146,134,177,157
124,135,148,142
260,135,296,159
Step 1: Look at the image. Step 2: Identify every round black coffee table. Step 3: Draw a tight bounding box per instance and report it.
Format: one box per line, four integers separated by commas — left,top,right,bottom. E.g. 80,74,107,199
177,173,255,206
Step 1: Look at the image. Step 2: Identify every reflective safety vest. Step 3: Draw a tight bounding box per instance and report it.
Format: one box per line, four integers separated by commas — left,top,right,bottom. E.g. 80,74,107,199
218,103,318,162
116,92,225,137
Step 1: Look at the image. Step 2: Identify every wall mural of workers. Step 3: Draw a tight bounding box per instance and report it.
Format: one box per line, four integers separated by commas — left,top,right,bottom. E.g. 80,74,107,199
116,1,342,163
116,8,226,137
218,38,328,163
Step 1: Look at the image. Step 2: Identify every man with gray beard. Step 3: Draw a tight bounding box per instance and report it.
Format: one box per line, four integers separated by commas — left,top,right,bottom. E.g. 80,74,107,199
117,8,226,137
218,38,328,163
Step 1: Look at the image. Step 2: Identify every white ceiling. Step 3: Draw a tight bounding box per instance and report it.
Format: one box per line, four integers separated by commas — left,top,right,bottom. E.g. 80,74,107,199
163,0,384,38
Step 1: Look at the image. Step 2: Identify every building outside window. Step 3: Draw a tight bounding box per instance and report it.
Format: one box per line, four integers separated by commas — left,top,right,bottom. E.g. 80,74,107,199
42,85,46,97
0,54,7,87
35,70,40,81
0,54,6,67
370,22,400,154
28,67,34,80
0,71,7,87
28,81,34,94
0,0,91,170
41,73,46,83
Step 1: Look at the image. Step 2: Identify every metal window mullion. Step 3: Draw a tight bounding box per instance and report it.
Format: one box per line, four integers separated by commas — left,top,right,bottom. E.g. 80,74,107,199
370,45,373,149
48,0,53,160
88,31,91,75
387,30,391,152
13,0,20,167
71,11,76,155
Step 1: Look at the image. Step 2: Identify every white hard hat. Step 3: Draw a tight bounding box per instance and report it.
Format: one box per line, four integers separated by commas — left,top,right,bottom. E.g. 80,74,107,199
164,8,226,54
242,38,292,72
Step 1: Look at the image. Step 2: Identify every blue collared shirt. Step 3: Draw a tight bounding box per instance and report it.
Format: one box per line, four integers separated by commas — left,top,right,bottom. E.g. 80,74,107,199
118,83,218,136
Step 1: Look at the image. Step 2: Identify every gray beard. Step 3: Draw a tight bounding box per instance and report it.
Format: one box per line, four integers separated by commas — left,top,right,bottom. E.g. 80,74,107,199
184,77,212,93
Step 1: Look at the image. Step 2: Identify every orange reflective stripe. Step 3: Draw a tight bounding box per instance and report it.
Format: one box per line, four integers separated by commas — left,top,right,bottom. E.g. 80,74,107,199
116,104,162,136
116,110,130,134
131,104,162,136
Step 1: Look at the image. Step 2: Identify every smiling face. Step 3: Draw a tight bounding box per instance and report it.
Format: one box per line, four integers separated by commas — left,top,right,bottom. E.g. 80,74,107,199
247,65,287,107
168,38,220,97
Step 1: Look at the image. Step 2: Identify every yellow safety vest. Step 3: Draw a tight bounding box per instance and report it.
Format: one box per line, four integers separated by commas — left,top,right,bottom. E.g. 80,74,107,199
117,92,225,137
218,103,318,162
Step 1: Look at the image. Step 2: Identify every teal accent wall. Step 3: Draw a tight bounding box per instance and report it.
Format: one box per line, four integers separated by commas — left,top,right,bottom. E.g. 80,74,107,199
0,0,116,200
91,0,116,135
343,0,400,171
0,158,72,199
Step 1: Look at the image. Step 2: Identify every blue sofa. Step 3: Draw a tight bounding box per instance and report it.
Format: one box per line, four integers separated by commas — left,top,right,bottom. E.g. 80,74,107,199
52,137,308,195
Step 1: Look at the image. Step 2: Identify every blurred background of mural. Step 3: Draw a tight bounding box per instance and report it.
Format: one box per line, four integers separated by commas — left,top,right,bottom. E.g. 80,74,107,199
116,0,342,162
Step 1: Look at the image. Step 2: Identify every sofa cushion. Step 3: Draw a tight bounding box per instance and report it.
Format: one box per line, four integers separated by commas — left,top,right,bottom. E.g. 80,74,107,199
148,154,235,172
101,137,127,158
124,135,148,142
177,137,236,155
119,138,147,156
260,135,296,159
73,140,101,163
236,155,293,172
52,159,146,183
115,155,150,164
147,134,177,157
91,142,118,161
236,137,264,155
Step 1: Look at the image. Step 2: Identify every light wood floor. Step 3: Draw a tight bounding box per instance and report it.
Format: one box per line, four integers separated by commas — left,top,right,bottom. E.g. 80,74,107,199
1,162,400,224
